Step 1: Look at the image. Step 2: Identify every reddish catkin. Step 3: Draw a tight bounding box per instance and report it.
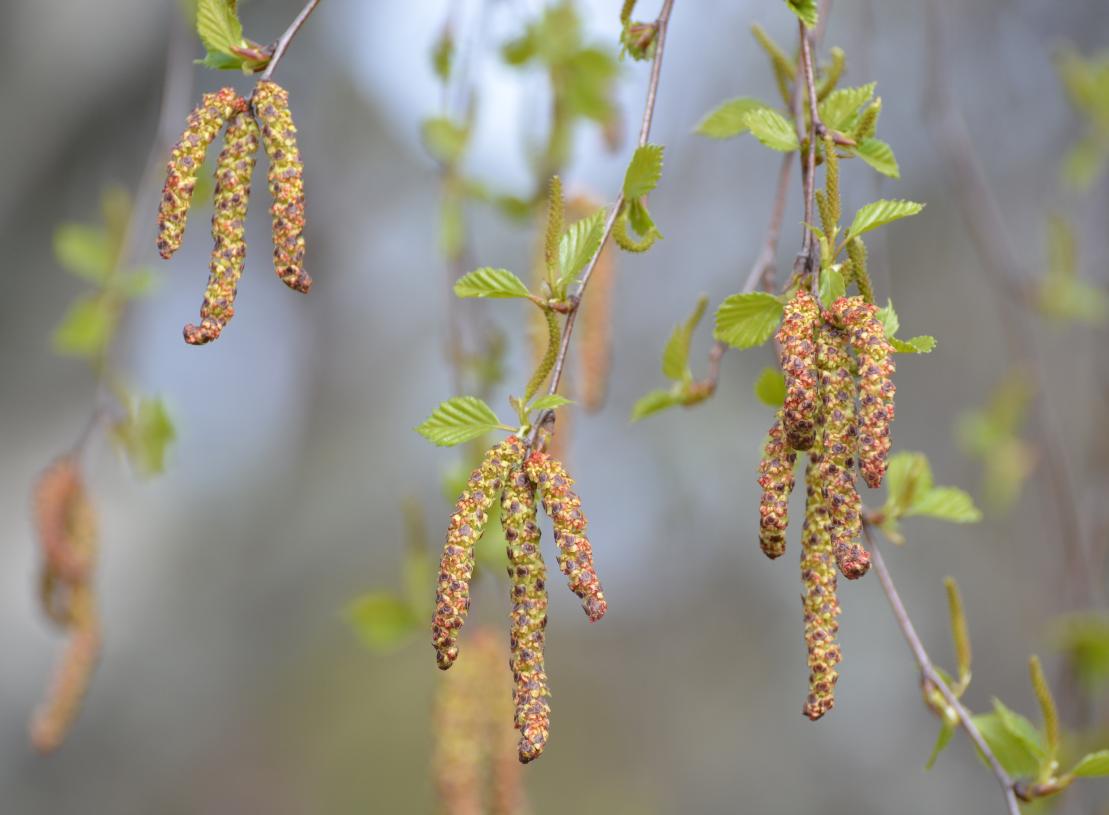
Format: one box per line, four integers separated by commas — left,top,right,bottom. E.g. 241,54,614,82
432,437,525,670
157,87,240,259
815,322,871,580
799,456,842,721
252,80,312,293
33,457,95,584
829,296,896,489
501,467,551,764
757,414,797,559
184,106,260,345
776,288,821,451
525,453,607,623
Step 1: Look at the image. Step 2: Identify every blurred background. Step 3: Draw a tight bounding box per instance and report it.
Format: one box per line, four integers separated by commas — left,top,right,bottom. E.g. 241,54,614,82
1,0,1107,812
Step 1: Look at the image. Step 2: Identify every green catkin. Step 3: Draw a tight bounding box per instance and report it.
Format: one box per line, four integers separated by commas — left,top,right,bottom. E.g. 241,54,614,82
183,106,260,345
502,467,551,764
751,24,796,105
524,309,560,403
777,288,821,450
757,414,797,559
816,47,846,101
544,176,564,285
830,296,895,489
432,437,525,670
845,237,874,304
800,454,842,721
815,190,835,240
525,452,608,622
156,88,240,260
823,135,841,226
252,80,312,293
815,320,871,580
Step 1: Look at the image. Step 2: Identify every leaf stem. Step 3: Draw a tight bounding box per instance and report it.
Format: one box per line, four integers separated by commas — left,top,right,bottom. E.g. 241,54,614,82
259,0,322,82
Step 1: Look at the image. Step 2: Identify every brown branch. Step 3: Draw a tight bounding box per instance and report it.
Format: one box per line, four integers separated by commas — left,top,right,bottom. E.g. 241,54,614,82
259,0,322,82
864,524,1022,815
527,0,676,450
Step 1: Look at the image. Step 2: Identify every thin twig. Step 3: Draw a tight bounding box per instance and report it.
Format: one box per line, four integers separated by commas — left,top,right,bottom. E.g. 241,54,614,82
796,19,824,291
260,0,322,82
526,0,676,451
864,525,1022,815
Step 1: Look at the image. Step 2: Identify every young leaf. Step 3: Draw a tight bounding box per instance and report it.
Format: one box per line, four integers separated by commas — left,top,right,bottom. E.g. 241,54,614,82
1071,750,1109,777
852,138,900,179
694,97,768,139
529,394,573,413
52,297,116,359
453,267,531,299
944,577,972,688
906,487,982,523
421,117,469,164
971,711,1042,778
884,451,935,517
754,367,786,407
416,397,505,446
661,295,708,382
558,208,606,289
819,266,846,308
630,389,682,422
54,225,112,283
847,199,924,240
743,108,800,152
785,0,818,28
346,593,419,652
196,0,243,57
925,720,956,770
713,292,784,349
890,335,937,354
114,396,176,478
623,144,664,198
876,299,900,337
992,698,1047,763
819,83,876,132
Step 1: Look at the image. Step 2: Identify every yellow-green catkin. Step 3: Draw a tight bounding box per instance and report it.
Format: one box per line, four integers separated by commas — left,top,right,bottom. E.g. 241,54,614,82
184,106,260,345
777,288,821,450
799,455,842,721
525,452,607,622
830,296,895,489
757,414,797,559
845,237,873,304
815,321,870,580
252,80,312,294
432,437,525,670
502,466,551,764
157,88,240,259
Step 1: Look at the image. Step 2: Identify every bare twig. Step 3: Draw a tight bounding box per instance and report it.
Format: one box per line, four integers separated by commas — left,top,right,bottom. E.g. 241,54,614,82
796,20,825,294
865,524,1022,815
260,0,322,82
527,0,676,451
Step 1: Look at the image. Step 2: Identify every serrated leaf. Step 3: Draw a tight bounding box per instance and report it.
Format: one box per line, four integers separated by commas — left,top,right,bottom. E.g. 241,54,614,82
662,295,708,382
114,396,176,478
416,397,504,446
971,711,1042,778
713,292,784,350
743,108,800,152
819,83,876,131
558,208,606,290
992,699,1046,763
529,394,573,412
623,144,664,198
847,199,924,240
630,389,682,422
694,97,768,139
453,267,531,299
1071,749,1109,777
876,298,900,337
54,225,112,283
891,335,937,354
421,117,469,164
884,451,935,518
785,0,819,28
196,0,243,57
907,487,982,523
819,266,846,308
627,198,662,241
853,138,900,178
925,720,956,770
754,367,786,407
52,297,116,359
346,593,418,652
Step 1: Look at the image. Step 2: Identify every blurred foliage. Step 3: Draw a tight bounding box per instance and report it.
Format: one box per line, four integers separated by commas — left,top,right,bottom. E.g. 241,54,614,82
957,371,1036,512
1055,45,1109,191
1036,215,1108,325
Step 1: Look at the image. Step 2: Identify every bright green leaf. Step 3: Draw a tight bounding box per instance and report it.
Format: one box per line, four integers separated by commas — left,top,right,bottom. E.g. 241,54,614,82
743,108,800,152
847,199,925,240
907,486,982,523
876,299,900,337
785,0,818,28
453,267,531,299
52,297,116,359
853,138,900,179
971,711,1042,778
662,295,708,382
890,335,937,354
54,225,112,283
529,394,573,412
819,83,876,132
114,267,160,299
114,396,176,478
992,698,1046,763
884,451,934,518
422,117,469,164
345,593,418,652
416,396,504,447
713,292,784,350
819,266,846,308
624,144,664,198
195,0,243,57
630,389,682,422
694,97,768,139
925,720,956,770
754,367,786,407
558,208,606,288
1071,749,1109,777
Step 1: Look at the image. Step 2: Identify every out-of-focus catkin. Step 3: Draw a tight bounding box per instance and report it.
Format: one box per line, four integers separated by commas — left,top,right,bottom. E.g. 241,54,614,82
252,80,312,294
501,467,551,764
33,458,95,583
157,88,240,259
525,452,607,623
432,437,524,670
757,414,797,559
776,288,820,450
184,107,260,345
569,193,616,414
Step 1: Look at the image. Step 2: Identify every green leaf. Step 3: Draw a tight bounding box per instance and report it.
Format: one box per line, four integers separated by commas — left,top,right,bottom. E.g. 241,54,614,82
52,297,116,359
884,451,934,518
416,397,504,446
743,108,800,152
971,711,1042,778
876,298,900,337
623,144,664,198
992,698,1047,764
114,267,160,299
662,295,708,382
630,389,682,422
197,50,246,71
907,486,982,523
713,292,784,350
54,225,112,283
195,0,243,57
421,117,469,164
853,138,900,179
785,0,819,28
694,97,768,139
558,208,606,290
627,198,662,241
847,199,925,240
819,83,876,132
754,367,786,407
925,720,956,770
529,394,573,412
114,396,176,478
345,593,418,652
1071,749,1109,777
819,266,846,308
453,267,531,299
1052,613,1109,693
890,335,937,354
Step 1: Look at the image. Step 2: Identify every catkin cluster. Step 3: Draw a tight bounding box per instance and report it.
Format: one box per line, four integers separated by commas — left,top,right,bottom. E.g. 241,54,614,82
157,81,310,346
29,457,101,752
432,438,607,763
756,290,896,719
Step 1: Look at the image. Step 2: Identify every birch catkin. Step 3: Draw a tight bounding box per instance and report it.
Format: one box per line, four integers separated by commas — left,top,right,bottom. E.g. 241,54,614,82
33,457,95,583
157,88,240,259
757,414,797,559
184,107,260,345
777,289,821,451
252,80,312,294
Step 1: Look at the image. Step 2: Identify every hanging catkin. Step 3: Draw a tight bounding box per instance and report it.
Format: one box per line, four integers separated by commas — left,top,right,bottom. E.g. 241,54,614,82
757,413,797,559
776,288,821,451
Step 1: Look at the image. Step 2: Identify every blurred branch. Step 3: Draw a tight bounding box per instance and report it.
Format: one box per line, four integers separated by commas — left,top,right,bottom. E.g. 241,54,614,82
796,18,824,285
864,522,1022,815
260,0,322,82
